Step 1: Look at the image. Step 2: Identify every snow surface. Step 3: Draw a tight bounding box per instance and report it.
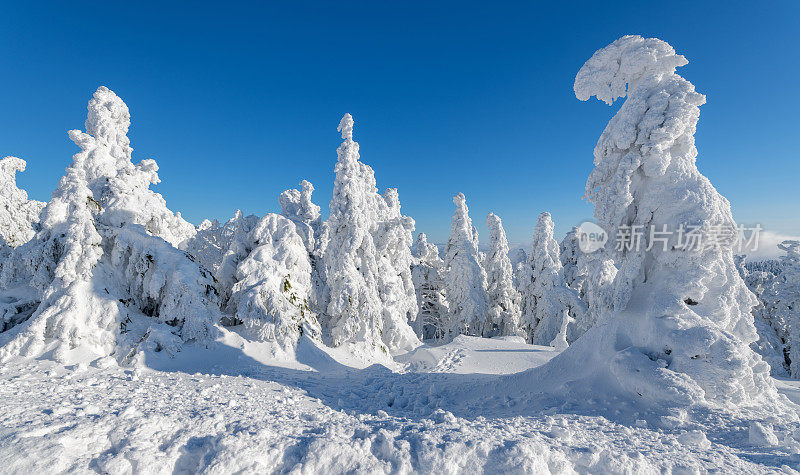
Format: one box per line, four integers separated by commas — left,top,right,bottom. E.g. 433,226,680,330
2,333,799,473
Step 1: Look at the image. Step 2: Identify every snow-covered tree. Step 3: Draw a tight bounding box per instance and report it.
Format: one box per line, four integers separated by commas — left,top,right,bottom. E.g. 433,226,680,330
0,157,44,250
559,227,585,293
280,180,329,316
227,213,320,347
770,241,800,377
546,35,788,411
736,255,788,376
484,213,522,337
443,193,489,338
374,188,419,351
518,212,584,345
323,114,418,354
411,233,448,340
0,87,218,362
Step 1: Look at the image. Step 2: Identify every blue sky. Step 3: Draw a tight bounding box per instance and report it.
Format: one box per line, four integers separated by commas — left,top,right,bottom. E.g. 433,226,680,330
1,1,798,245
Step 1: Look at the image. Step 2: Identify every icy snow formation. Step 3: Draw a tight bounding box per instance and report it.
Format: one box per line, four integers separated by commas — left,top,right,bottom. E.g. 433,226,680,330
520,35,792,414
443,193,489,339
0,87,218,362
0,157,44,249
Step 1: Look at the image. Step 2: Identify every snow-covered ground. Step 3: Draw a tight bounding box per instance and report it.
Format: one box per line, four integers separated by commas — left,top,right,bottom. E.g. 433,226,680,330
1,333,798,473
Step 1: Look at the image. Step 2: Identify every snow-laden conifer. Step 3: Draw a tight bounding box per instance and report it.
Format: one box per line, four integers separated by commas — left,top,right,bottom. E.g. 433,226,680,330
323,114,418,353
559,228,584,293
280,180,329,316
518,212,584,345
411,233,448,339
0,87,218,362
374,188,419,351
0,157,44,250
484,213,522,337
443,193,488,338
228,213,320,346
770,241,800,377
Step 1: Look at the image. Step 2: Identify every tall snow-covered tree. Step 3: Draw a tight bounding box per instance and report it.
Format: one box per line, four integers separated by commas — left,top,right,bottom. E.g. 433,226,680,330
323,114,418,354
519,212,584,345
0,157,44,250
484,213,522,337
411,233,448,340
0,87,218,362
443,193,488,339
542,35,789,412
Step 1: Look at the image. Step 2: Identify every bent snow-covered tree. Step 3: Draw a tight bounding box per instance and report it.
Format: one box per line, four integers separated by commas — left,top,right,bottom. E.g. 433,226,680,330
443,193,489,338
323,114,418,354
0,87,218,362
535,35,789,412
484,213,522,337
0,157,45,250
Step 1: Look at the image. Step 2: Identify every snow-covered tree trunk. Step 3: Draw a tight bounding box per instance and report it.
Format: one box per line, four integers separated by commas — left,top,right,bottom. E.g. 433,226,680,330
484,213,522,337
443,193,488,339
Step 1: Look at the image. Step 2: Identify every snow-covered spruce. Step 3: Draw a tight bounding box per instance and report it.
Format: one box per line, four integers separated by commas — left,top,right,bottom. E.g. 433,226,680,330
484,213,522,337
736,255,788,377
0,87,218,362
227,213,321,346
411,233,448,339
518,212,584,345
323,114,419,354
559,227,585,294
522,36,792,414
771,241,800,377
374,188,419,351
442,193,489,339
0,157,45,250
280,180,329,317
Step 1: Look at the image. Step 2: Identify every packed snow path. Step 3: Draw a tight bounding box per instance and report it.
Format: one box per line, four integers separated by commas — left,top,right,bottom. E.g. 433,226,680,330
1,335,798,473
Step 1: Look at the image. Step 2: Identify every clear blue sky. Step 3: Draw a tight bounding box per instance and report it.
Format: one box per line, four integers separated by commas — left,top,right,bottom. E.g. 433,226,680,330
2,1,798,245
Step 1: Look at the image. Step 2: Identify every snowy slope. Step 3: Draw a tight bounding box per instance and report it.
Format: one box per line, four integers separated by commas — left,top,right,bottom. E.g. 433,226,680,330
1,334,798,474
